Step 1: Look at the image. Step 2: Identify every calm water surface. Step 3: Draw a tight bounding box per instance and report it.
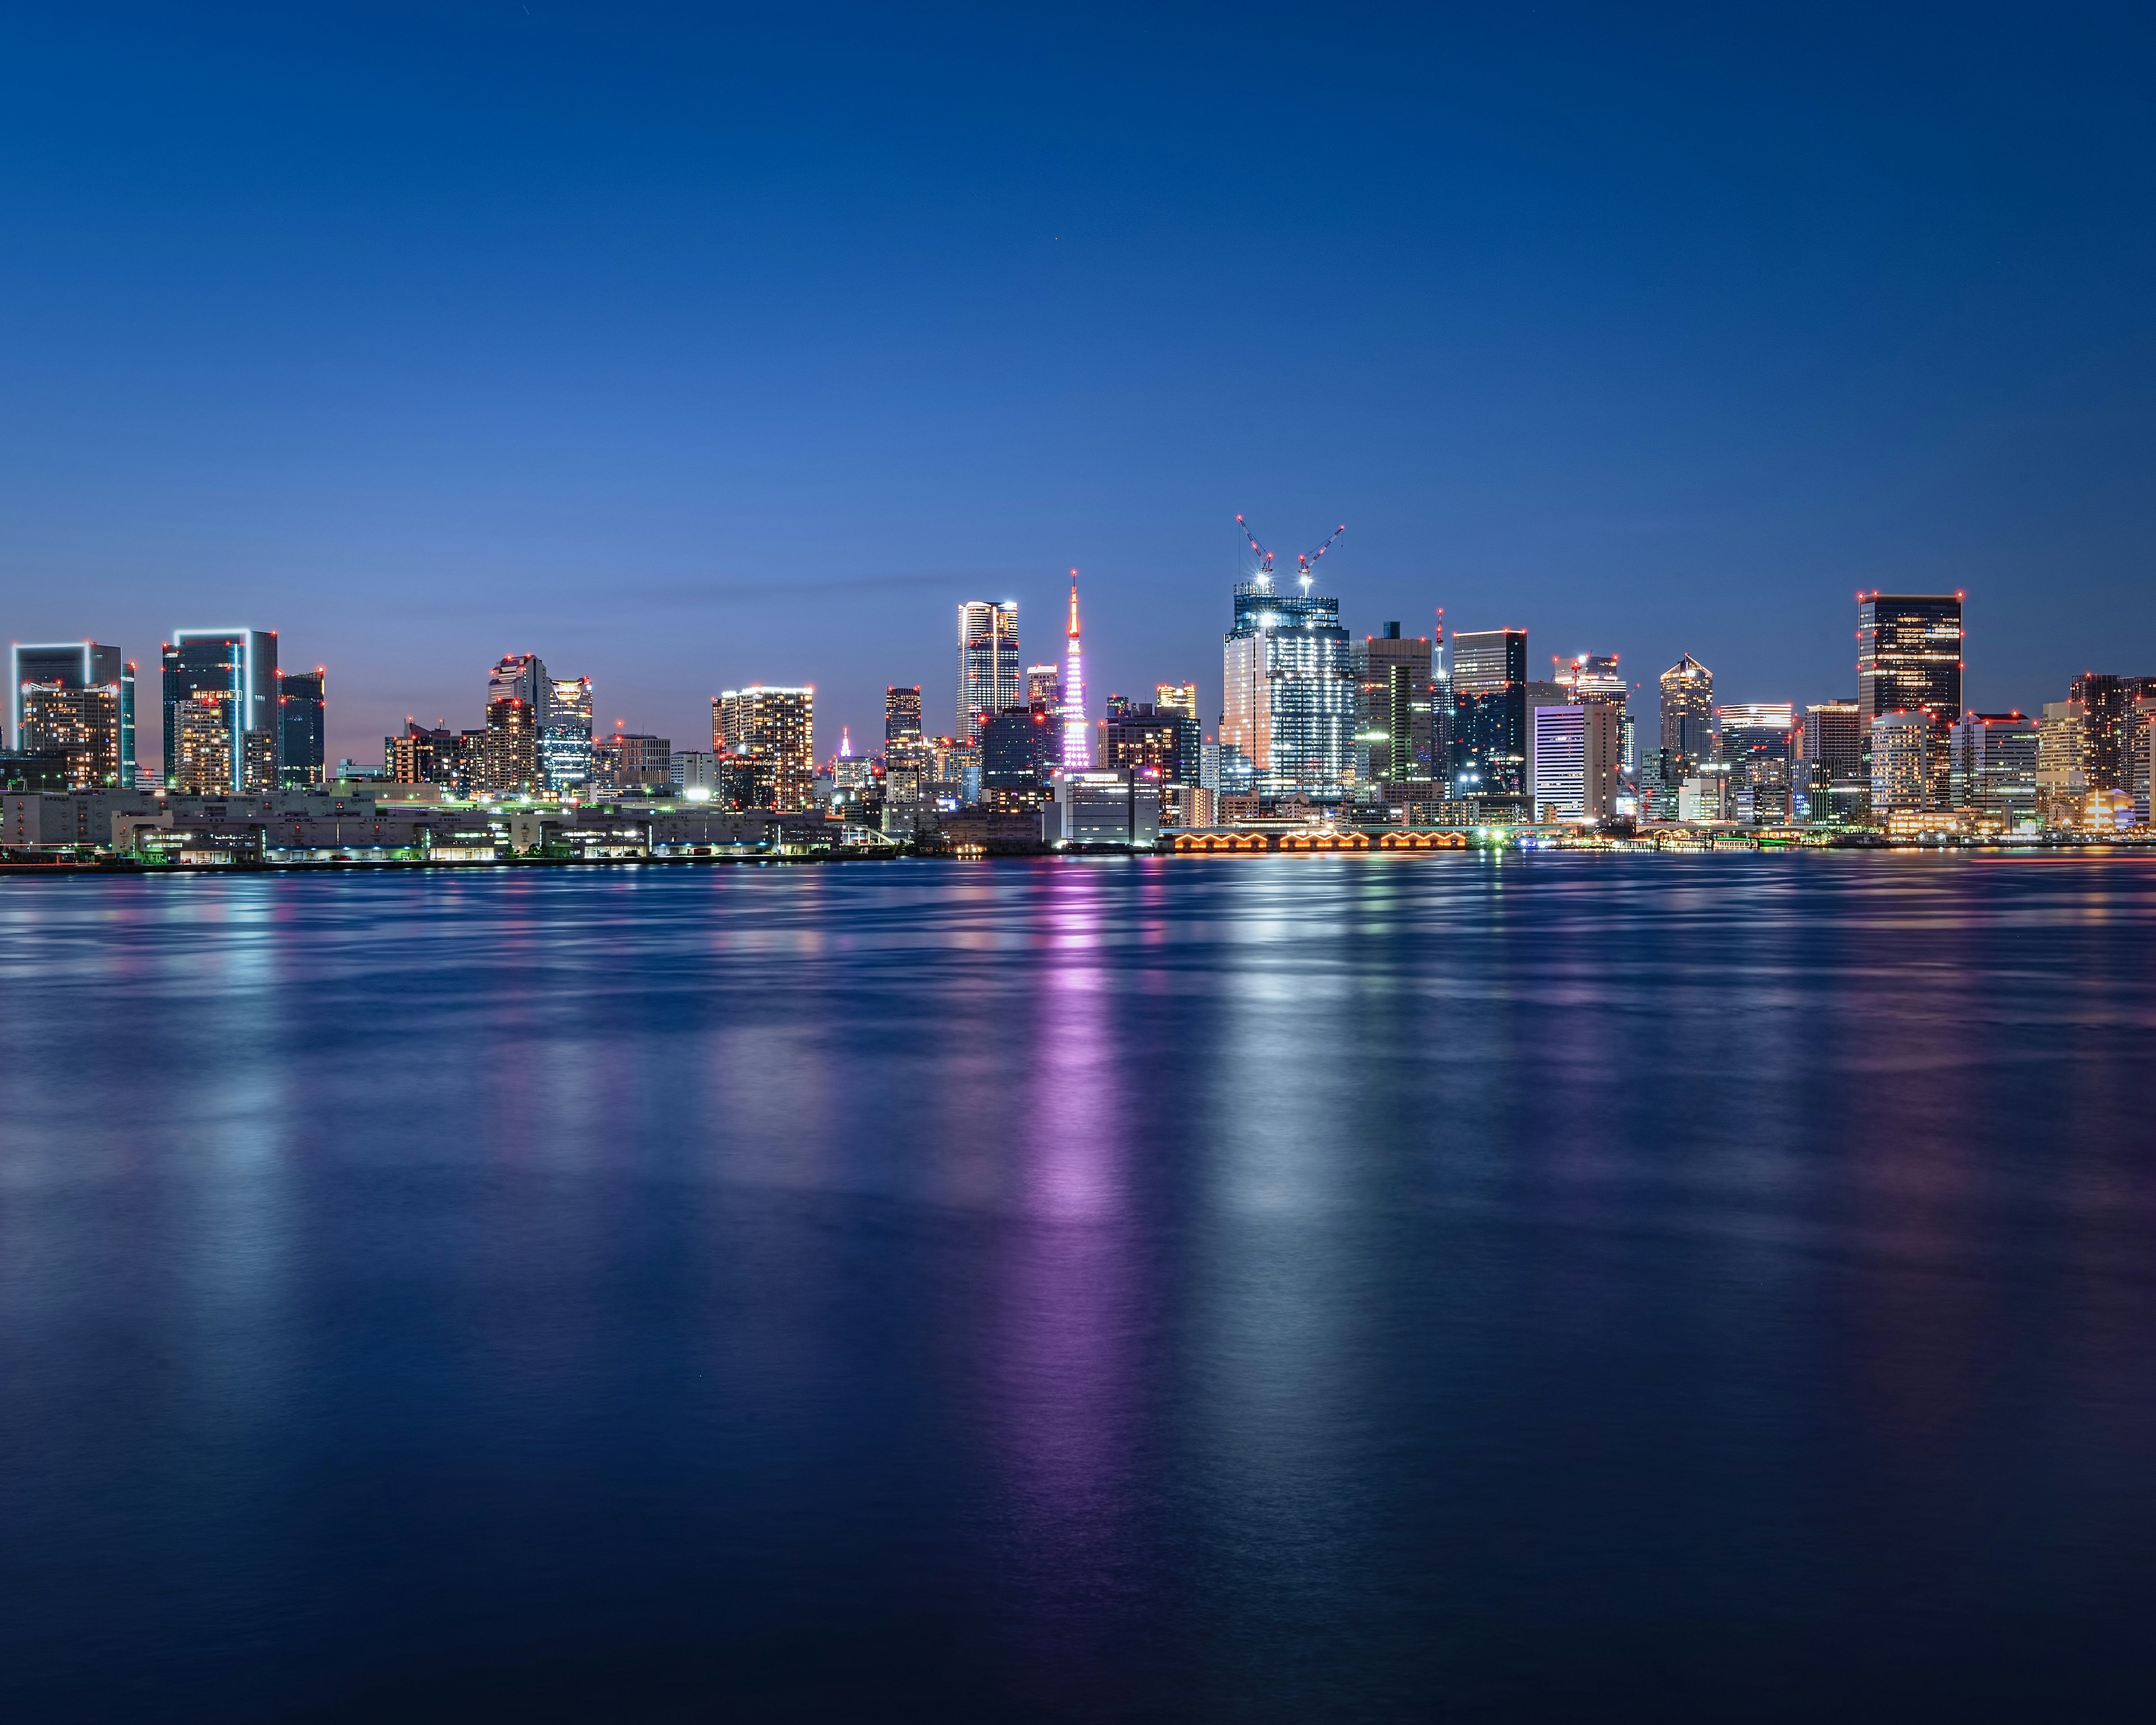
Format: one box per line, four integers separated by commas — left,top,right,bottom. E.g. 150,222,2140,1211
2,854,2154,1721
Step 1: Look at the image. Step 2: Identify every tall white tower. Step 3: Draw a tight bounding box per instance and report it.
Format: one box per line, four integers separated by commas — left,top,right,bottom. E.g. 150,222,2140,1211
1061,569,1090,770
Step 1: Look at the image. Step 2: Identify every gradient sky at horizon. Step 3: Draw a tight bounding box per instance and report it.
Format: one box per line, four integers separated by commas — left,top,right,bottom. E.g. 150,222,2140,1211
4,2,2154,766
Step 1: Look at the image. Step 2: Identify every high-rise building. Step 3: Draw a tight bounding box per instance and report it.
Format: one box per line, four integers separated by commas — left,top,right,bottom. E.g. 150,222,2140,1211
1658,655,1715,769
1857,594,1965,725
2066,674,2156,796
162,630,277,793
2036,700,2087,825
1949,711,2039,827
1025,664,1061,710
1798,700,1863,823
957,602,1020,736
714,685,815,810
1870,711,1935,813
479,697,542,795
488,653,549,718
172,691,237,793
1451,629,1529,800
1356,623,1436,788
594,731,672,796
1100,705,1198,786
1060,571,1090,770
541,676,593,794
1556,654,1632,779
1716,704,1796,823
1155,682,1198,723
980,705,1057,797
1221,566,1355,801
386,722,460,790
13,643,134,789
885,686,923,746
1532,702,1620,824
277,669,326,788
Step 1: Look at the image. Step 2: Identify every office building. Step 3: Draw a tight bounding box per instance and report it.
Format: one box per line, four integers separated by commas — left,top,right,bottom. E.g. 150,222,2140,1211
1045,770,1160,849
1221,566,1355,801
714,685,815,809
1949,711,2039,827
2067,674,2156,797
1870,711,1935,813
277,669,326,788
980,705,1057,797
1025,664,1061,710
884,686,923,746
595,731,672,796
480,697,542,795
1356,623,1435,787
162,629,277,793
1100,704,1197,784
1451,628,1529,801
1797,700,1864,824
957,601,1020,736
1061,572,1090,770
1659,655,1715,768
2037,700,2086,825
386,722,460,790
1857,594,1965,724
1532,702,1619,824
171,690,237,793
488,652,549,717
671,751,719,798
1155,682,1199,724
541,676,594,793
1556,653,1632,777
12,644,135,788
1717,703,1795,823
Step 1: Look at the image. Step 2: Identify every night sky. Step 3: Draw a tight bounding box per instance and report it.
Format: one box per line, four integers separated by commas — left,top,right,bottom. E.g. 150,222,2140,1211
4,2,2153,767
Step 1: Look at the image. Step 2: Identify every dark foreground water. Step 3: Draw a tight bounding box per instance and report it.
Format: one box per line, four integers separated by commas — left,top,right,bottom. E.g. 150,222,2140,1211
3,855,2155,1721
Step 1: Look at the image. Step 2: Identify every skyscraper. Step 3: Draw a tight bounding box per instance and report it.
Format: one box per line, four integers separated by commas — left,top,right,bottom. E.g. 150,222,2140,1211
1025,664,1061,710
1715,703,1796,823
1658,655,1715,766
479,697,542,795
1221,563,1355,801
1356,623,1435,787
1532,702,1619,824
541,675,594,793
163,629,277,793
1857,594,1964,724
715,685,816,810
1556,653,1631,777
1798,699,1863,823
488,653,549,719
277,669,326,788
12,642,134,788
957,602,1020,736
1451,628,1529,800
1154,682,1199,724
1061,571,1090,770
2066,674,2156,795
885,686,923,746
1949,711,2039,827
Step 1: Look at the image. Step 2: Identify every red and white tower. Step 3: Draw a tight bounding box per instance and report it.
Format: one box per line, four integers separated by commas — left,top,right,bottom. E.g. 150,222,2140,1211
1061,569,1090,770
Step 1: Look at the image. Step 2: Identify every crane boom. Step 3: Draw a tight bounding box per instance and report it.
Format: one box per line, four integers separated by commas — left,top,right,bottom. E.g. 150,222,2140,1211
1296,522,1347,573
1234,513,1275,573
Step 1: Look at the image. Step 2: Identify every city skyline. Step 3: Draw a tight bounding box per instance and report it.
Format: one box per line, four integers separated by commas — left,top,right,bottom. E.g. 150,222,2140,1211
5,9,2154,764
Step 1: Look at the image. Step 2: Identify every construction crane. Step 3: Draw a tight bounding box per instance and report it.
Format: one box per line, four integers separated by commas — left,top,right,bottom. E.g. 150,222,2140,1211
1235,514,1276,576
1296,523,1347,581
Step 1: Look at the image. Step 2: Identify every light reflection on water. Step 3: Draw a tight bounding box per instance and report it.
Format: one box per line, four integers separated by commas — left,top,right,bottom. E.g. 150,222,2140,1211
2,855,2155,1721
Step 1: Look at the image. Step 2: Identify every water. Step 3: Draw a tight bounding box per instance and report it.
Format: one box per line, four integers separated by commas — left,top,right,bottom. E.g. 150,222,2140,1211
2,854,2154,1721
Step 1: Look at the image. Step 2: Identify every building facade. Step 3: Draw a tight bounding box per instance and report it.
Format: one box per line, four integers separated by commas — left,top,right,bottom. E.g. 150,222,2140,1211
1221,576,1355,801
541,675,594,793
1450,628,1529,802
714,685,815,810
162,629,277,794
277,669,326,788
957,601,1020,736
12,643,135,788
1949,711,2039,827
1355,623,1435,788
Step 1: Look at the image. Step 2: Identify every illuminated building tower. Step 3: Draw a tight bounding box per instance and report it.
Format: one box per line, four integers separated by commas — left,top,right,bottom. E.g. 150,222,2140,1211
541,676,594,793
13,642,134,788
593,730,672,796
162,629,277,793
386,722,459,788
1025,664,1061,710
885,686,922,746
1715,703,1796,823
980,703,1057,803
1060,571,1090,770
1155,682,1198,723
2067,674,2156,797
1949,711,2039,827
480,697,542,795
714,685,815,809
1221,540,1355,801
957,601,1020,736
1532,702,1620,824
1101,704,1197,785
1450,628,1528,800
277,669,326,788
1556,653,1632,777
1870,711,1934,813
1857,592,1963,806
488,652,549,718
173,691,237,793
1658,655,1715,768
1356,623,1435,788
1798,699,1863,823
2036,700,2087,825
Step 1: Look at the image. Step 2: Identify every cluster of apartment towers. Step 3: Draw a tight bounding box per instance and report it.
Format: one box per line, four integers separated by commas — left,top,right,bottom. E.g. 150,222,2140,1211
8,582,2152,839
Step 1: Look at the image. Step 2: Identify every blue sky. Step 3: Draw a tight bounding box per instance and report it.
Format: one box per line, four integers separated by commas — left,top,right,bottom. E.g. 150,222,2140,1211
4,2,2153,764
